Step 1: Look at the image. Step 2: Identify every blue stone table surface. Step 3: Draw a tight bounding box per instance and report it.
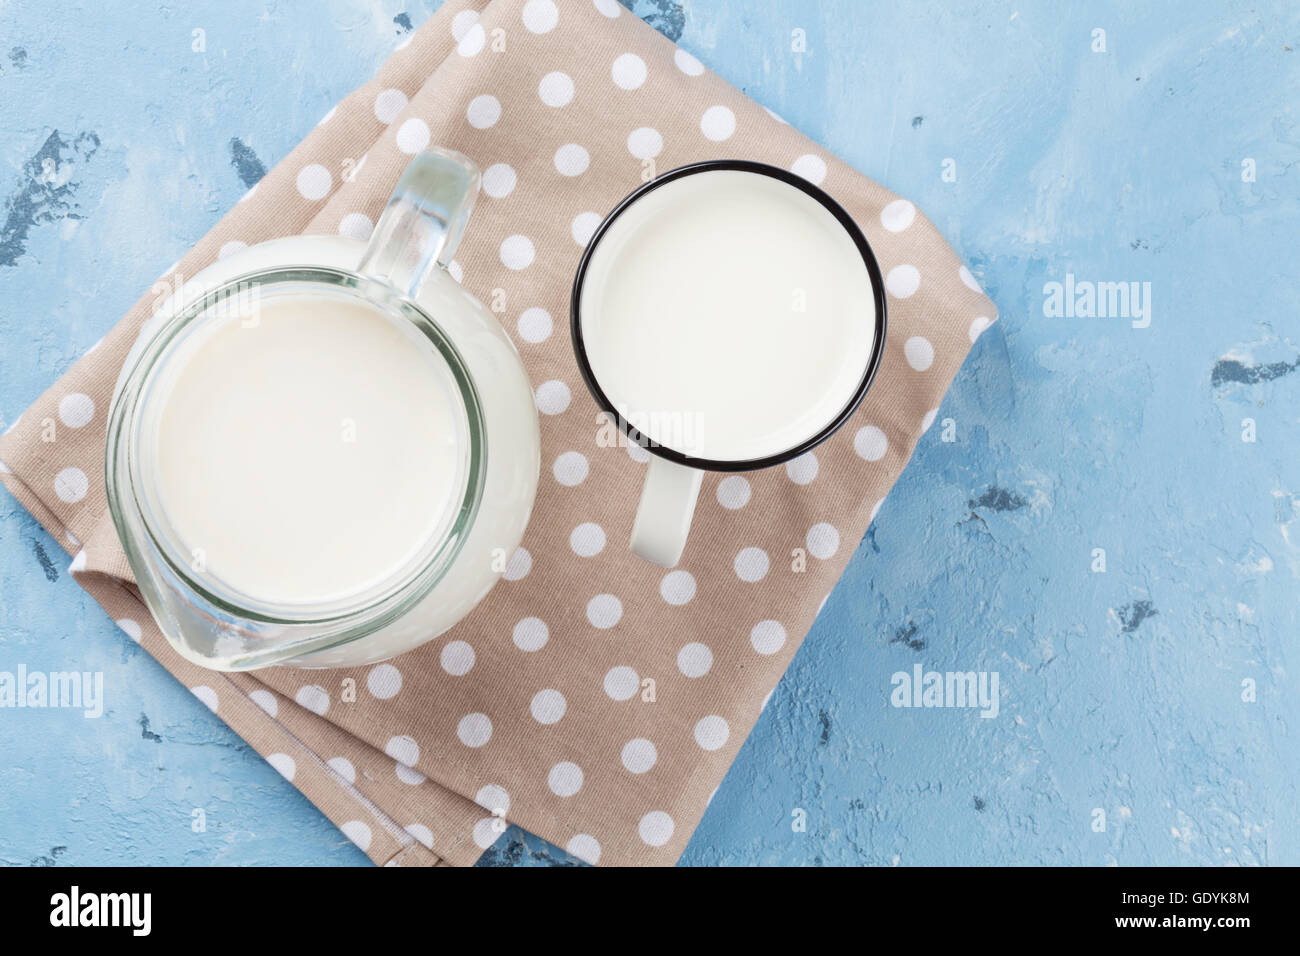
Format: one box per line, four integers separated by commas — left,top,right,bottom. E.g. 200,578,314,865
1,0,1296,867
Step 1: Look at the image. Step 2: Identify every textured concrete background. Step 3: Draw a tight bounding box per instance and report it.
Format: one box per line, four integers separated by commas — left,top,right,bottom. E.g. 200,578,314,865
1,0,1297,866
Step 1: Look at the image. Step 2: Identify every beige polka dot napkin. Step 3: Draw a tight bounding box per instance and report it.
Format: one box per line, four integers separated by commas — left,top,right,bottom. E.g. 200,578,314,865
0,0,997,866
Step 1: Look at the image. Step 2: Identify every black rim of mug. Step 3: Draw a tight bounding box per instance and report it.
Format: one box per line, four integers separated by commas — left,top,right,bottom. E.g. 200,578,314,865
569,159,889,473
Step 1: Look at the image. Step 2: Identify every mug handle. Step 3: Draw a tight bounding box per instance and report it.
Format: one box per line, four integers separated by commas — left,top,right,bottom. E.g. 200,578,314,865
357,148,481,299
630,455,703,568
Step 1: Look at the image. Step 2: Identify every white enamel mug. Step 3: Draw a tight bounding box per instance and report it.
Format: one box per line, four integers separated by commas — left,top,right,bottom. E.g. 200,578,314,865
570,160,888,568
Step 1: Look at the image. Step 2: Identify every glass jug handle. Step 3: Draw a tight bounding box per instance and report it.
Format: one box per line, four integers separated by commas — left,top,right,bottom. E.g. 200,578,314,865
357,148,481,299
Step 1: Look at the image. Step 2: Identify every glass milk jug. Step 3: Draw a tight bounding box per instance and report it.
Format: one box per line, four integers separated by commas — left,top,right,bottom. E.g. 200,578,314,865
105,150,540,671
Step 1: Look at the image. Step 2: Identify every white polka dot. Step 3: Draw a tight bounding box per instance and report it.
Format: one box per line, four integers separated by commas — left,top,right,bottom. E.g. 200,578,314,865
554,143,590,177
373,87,408,124
516,307,553,343
395,117,430,153
466,94,501,129
137,308,166,343
880,199,916,232
499,234,535,270
385,734,419,767
548,761,583,797
750,620,787,655
854,425,888,461
394,761,427,785
473,817,504,848
522,0,558,33
806,522,840,559
570,522,606,557
512,617,549,652
266,752,295,781
340,820,372,851
191,686,218,713
674,49,704,76
457,23,486,57
700,105,736,141
791,154,827,185
538,71,575,107
457,713,492,748
638,811,674,847
475,785,511,815
734,546,769,583
53,467,88,503
676,642,713,678
440,640,476,676
327,757,356,783
626,440,651,463
116,618,143,642
249,688,277,715
716,475,751,509
587,594,623,629
659,570,696,606
552,450,589,486
57,393,94,428
969,315,993,342
871,498,885,522
68,551,86,574
905,336,935,371
621,738,657,774
959,265,982,292
530,689,566,725
218,240,246,260
295,684,329,716
886,264,921,299
612,53,647,90
627,127,663,159
337,212,373,241
566,833,601,864
316,107,336,127
481,163,516,199
603,665,639,701
447,260,463,283
405,824,434,849
592,0,620,17
571,211,602,246
765,107,788,124
367,663,402,699
296,164,331,200
694,715,730,751
535,380,571,415
921,408,939,432
503,547,531,581
451,9,480,42
785,451,818,485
